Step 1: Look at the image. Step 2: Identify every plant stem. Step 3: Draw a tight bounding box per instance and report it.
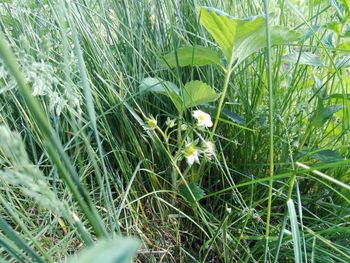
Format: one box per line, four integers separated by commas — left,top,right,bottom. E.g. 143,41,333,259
156,126,171,152
211,67,233,139
263,0,274,261
172,111,183,191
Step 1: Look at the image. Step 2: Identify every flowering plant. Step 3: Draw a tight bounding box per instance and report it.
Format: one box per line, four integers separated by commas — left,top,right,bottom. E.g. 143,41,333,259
143,108,216,204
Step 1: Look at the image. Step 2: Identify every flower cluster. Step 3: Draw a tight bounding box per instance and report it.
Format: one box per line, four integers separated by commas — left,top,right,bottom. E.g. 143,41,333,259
183,139,216,166
184,110,215,166
145,109,216,167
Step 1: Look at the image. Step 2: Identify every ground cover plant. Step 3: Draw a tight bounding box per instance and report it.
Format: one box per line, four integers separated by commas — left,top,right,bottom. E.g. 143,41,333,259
0,0,350,262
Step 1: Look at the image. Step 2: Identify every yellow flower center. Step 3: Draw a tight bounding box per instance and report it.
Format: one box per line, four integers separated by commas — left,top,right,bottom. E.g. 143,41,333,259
184,144,196,157
199,115,205,121
147,118,157,129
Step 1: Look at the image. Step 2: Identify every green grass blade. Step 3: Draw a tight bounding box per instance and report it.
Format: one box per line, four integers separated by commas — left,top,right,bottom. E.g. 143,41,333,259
0,31,107,239
287,199,303,263
0,216,45,263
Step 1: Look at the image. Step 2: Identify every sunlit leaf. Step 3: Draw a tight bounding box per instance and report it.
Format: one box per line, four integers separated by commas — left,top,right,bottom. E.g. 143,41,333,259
335,55,350,68
139,79,219,111
337,41,350,50
182,80,219,109
139,77,182,111
325,22,342,35
301,25,321,42
283,52,324,66
139,77,179,95
161,45,222,68
197,6,300,67
311,104,344,127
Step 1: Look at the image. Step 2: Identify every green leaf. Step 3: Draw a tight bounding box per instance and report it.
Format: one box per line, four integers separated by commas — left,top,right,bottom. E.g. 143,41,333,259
161,45,222,68
139,77,182,111
203,105,245,124
325,22,342,35
69,237,140,263
335,55,350,68
324,93,350,100
139,77,179,95
343,25,350,37
139,79,219,111
197,6,300,66
0,217,45,263
322,33,336,49
311,104,344,127
299,148,344,163
287,199,302,263
283,52,324,67
182,80,219,109
179,183,205,204
301,25,321,42
309,149,344,163
221,109,246,124
337,41,350,50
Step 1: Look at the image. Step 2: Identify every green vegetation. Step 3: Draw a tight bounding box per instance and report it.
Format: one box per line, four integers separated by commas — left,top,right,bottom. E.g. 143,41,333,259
0,0,350,262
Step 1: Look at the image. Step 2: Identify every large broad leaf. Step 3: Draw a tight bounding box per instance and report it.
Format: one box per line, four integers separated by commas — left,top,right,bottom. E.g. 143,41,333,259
197,6,300,66
311,104,344,127
301,25,321,42
161,45,222,68
139,78,219,111
299,148,344,163
139,77,179,95
309,149,344,163
283,52,324,67
69,237,140,263
182,80,219,109
179,182,205,204
139,77,182,111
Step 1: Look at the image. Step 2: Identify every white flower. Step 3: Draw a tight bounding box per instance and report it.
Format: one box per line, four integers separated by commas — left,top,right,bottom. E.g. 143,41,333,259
165,117,176,128
203,140,215,159
184,143,200,166
192,110,213,127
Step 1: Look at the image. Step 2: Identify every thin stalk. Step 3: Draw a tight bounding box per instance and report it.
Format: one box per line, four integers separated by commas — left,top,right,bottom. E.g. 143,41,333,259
171,111,183,201
156,126,171,152
211,67,233,138
67,1,117,231
263,0,274,261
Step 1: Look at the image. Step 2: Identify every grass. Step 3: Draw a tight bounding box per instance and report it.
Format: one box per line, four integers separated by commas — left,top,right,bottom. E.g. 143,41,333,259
0,0,350,262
